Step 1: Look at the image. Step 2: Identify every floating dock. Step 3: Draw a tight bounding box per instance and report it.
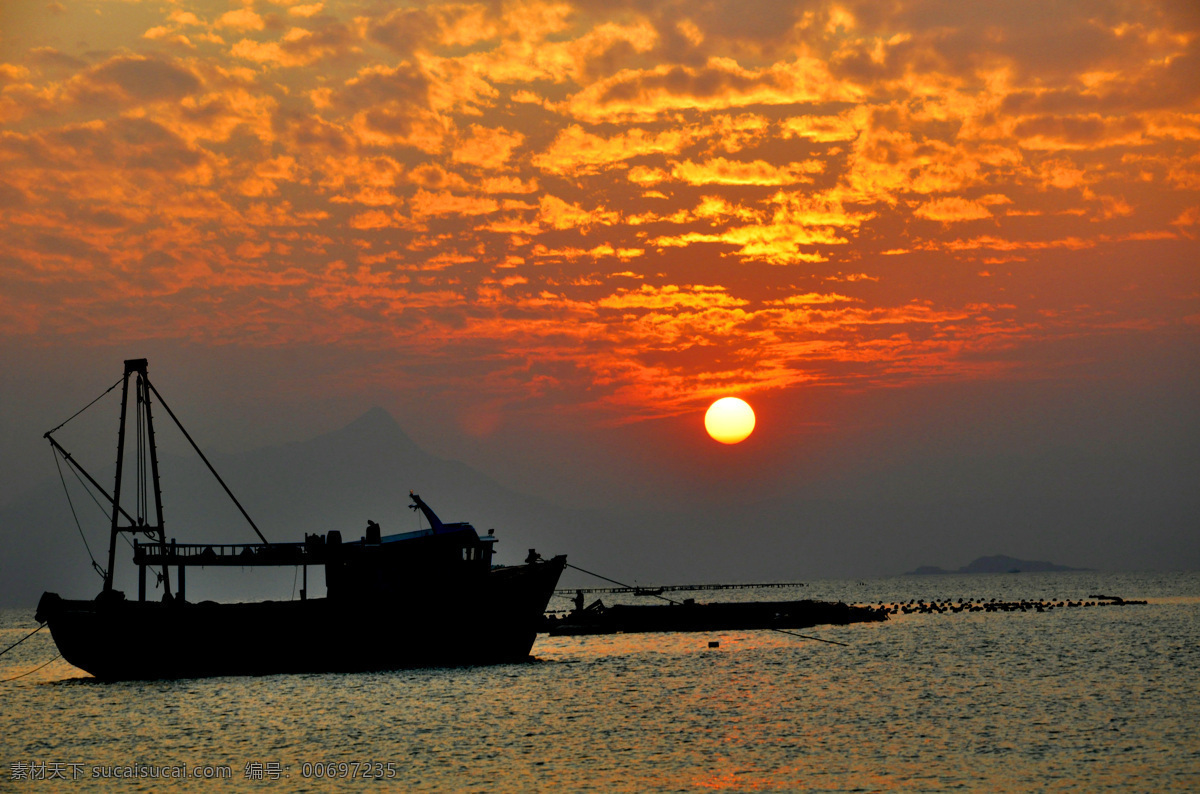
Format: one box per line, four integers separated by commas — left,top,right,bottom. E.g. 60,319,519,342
554,581,805,595
543,599,887,636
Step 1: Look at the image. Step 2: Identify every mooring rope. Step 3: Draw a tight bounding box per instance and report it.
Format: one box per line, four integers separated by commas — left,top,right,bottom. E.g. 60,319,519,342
0,623,46,658
563,562,849,647
0,654,62,682
0,624,67,682
565,562,685,605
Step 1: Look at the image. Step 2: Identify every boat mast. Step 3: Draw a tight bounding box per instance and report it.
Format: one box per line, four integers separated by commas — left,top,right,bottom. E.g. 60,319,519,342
103,363,133,594
139,365,170,594
103,359,170,597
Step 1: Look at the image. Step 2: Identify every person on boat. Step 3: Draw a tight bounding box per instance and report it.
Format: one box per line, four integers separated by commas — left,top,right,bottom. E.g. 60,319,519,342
573,589,585,614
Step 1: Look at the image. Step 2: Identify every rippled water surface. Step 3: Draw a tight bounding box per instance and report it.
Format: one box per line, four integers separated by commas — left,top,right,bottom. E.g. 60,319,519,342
3,572,1198,791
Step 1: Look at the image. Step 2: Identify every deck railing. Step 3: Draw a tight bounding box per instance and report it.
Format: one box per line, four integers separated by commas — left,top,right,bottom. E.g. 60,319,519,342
133,540,321,567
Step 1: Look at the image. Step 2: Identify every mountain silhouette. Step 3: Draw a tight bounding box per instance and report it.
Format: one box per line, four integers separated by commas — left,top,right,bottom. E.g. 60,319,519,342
906,555,1088,575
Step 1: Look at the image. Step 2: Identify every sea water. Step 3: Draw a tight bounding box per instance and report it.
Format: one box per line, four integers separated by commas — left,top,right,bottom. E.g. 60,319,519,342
2,571,1197,792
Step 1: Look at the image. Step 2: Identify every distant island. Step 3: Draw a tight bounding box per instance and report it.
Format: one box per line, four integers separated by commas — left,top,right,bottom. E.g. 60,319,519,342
906,555,1090,575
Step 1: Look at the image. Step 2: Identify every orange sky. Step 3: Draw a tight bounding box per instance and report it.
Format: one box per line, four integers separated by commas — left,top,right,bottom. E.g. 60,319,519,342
1,0,1198,524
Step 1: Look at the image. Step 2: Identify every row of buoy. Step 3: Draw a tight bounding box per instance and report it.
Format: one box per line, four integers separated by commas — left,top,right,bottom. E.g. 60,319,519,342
866,595,1146,616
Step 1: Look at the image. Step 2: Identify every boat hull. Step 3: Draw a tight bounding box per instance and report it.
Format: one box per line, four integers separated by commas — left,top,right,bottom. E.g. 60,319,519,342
36,556,565,680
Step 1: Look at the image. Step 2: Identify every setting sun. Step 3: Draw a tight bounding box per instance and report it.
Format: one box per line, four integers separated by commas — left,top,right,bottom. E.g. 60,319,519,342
705,398,756,444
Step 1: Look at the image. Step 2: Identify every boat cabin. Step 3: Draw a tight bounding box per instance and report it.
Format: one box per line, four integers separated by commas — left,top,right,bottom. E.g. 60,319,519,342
131,495,498,602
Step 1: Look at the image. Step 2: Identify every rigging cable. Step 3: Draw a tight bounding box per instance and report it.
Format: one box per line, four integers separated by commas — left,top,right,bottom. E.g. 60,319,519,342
50,437,164,582
59,450,143,554
59,448,114,522
50,449,106,581
145,381,269,545
136,380,146,524
45,376,124,436
563,562,849,648
46,376,171,588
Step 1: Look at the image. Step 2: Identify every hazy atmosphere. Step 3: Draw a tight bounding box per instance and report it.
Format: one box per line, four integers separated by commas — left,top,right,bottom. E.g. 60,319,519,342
2,0,1198,605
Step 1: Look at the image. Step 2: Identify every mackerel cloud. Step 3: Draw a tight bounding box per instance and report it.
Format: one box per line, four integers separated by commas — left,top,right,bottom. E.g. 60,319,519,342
1,0,1196,419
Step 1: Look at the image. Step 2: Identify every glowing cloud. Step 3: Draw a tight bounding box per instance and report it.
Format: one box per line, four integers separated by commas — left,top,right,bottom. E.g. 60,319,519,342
0,0,1195,425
